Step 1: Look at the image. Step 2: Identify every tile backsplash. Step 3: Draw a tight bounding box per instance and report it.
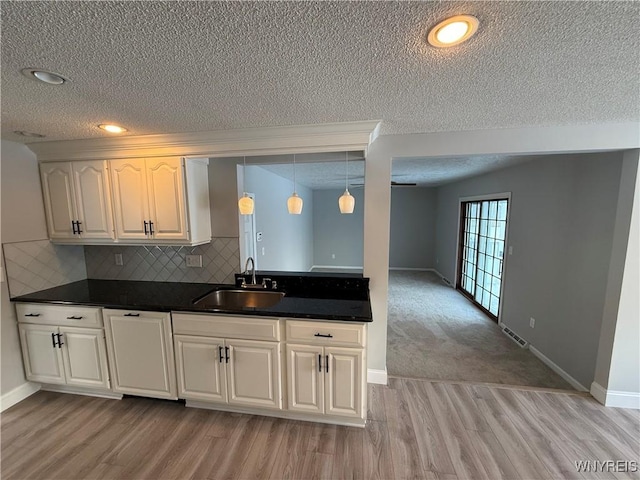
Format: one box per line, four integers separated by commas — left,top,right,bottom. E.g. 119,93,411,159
3,240,88,297
84,237,240,284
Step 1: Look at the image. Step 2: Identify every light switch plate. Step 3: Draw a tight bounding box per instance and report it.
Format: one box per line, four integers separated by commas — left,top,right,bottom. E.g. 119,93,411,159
114,253,123,266
186,254,203,268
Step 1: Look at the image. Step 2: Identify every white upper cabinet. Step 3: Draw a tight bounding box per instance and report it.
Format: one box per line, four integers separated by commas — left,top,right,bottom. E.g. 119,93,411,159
110,157,211,245
41,161,115,242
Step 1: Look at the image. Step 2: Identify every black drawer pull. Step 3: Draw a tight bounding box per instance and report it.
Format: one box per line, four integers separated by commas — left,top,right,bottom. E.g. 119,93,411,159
123,313,140,317
314,333,333,338
219,346,224,363
51,332,57,348
143,221,149,235
318,354,322,372
71,221,78,234
66,316,84,320
24,313,41,317
56,333,64,348
76,221,82,234
325,355,329,373
149,221,154,235
225,346,230,363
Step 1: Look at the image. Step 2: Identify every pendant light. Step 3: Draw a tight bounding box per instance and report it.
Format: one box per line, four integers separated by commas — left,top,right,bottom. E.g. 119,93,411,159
339,152,355,214
287,154,303,214
238,156,254,215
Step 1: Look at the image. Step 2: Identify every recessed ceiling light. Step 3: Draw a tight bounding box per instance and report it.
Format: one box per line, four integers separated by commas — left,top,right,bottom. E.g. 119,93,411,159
21,68,67,85
427,15,479,48
13,130,46,138
98,124,128,134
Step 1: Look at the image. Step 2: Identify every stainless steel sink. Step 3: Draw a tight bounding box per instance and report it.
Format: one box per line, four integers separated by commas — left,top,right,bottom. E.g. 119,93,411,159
193,289,285,309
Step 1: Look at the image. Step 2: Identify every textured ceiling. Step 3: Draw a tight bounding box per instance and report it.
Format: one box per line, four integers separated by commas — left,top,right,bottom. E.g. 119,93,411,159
242,151,539,189
1,1,639,144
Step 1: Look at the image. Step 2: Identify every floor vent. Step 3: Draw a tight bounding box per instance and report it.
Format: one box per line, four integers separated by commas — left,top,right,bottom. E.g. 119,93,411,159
501,326,528,348
441,277,451,286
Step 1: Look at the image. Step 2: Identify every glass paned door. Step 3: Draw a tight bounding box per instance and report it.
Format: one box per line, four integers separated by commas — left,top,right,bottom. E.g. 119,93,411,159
457,198,509,320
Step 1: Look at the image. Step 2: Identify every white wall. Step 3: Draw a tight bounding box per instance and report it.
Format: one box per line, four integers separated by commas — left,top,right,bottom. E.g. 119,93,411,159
245,165,314,271
209,157,240,238
593,150,640,405
389,187,436,269
312,188,364,268
1,140,48,396
363,122,640,378
434,152,622,388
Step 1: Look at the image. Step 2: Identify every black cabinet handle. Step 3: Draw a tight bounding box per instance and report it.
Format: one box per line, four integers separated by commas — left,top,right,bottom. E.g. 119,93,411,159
143,221,149,235
325,355,329,373
24,313,41,317
225,346,230,363
314,333,333,338
149,221,154,235
66,316,83,320
219,346,224,363
56,333,64,348
76,221,82,234
318,354,322,372
71,221,78,234
51,332,58,348
123,313,140,317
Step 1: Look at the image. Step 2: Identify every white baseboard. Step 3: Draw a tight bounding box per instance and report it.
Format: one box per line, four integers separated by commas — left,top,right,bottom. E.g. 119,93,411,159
367,368,388,385
529,346,588,392
310,265,363,271
590,381,640,409
1,382,41,412
389,267,432,271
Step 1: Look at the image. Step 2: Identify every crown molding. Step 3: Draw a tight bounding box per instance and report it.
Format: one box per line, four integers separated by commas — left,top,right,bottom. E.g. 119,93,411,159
28,120,381,162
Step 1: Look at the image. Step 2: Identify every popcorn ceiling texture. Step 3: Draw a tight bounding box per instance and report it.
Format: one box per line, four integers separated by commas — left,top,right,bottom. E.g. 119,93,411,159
84,238,240,285
1,1,638,143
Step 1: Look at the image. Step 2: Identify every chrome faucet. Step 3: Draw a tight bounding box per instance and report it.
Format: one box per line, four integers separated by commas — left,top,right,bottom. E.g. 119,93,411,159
243,257,257,286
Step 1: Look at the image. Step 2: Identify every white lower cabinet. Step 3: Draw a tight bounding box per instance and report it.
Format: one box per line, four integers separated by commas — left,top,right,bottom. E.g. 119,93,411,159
287,344,363,419
175,335,281,409
285,319,367,424
103,309,177,399
173,314,282,410
16,304,110,390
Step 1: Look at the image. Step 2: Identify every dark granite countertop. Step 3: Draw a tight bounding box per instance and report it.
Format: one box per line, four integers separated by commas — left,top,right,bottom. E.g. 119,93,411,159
11,278,372,322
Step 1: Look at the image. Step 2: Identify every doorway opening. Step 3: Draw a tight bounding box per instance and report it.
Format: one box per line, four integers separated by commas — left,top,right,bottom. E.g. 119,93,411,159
457,196,509,322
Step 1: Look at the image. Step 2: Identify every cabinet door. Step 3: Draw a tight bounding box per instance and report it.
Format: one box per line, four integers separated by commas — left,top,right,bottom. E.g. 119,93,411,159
146,157,189,241
325,347,363,418
174,335,227,403
286,344,324,414
227,339,281,409
18,324,65,384
109,159,150,240
59,326,110,389
40,162,76,239
103,310,177,399
72,161,115,240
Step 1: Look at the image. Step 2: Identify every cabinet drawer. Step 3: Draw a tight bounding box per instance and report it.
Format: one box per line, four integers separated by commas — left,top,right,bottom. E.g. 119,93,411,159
172,313,280,341
286,320,365,347
16,303,103,328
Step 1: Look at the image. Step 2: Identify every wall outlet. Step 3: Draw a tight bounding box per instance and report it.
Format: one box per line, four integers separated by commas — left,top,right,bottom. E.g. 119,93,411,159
186,254,202,268
256,232,263,242
529,317,535,328
114,253,123,266
508,246,513,255
331,253,336,259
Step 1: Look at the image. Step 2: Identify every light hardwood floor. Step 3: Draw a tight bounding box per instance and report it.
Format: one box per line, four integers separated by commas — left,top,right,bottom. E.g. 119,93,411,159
1,378,638,480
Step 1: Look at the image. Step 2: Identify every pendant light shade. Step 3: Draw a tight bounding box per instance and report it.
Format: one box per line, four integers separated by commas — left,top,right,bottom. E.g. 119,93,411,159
287,154,303,214
287,192,303,214
339,151,355,214
238,156,254,215
339,189,355,214
238,193,254,215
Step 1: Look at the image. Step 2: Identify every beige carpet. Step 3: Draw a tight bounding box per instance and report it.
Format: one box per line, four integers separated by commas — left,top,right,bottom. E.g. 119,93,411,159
387,270,573,389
